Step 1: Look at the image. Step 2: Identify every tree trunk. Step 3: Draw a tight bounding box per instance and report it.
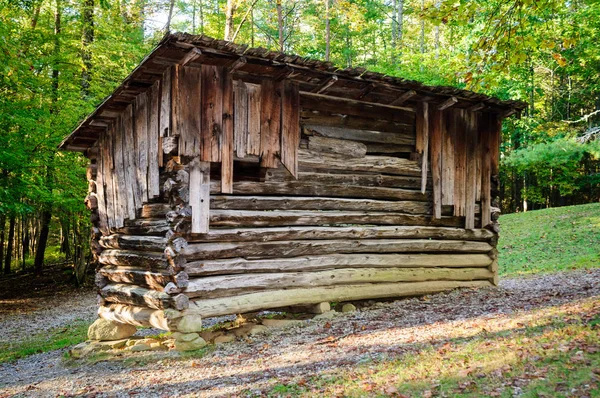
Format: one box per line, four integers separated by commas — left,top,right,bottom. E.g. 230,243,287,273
166,0,175,31
81,0,94,98
396,0,404,56
22,217,29,271
4,215,15,274
224,0,237,41
276,0,284,51
0,215,5,274
34,210,51,274
325,0,330,61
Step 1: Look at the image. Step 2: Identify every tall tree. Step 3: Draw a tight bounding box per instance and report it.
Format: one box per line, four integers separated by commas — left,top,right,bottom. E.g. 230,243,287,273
325,0,330,61
81,0,94,98
224,0,237,40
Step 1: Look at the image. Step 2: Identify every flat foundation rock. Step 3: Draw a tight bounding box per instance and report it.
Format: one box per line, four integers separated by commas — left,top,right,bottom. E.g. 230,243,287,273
174,336,207,351
88,318,137,341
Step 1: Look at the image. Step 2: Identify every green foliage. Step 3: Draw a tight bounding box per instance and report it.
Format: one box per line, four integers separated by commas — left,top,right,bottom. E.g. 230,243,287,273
498,203,600,276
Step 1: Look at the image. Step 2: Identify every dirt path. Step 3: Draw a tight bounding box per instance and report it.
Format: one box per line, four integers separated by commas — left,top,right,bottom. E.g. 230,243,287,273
0,269,598,398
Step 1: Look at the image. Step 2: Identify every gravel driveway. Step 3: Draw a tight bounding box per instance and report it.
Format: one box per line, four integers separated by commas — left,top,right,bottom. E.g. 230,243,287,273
0,269,598,397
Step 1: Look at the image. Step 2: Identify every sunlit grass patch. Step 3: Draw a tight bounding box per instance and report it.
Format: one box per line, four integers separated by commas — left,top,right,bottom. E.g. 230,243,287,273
0,319,89,363
252,297,600,397
498,203,600,277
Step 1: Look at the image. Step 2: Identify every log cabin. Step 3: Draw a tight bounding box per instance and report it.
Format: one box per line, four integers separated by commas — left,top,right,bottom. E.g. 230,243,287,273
60,33,526,332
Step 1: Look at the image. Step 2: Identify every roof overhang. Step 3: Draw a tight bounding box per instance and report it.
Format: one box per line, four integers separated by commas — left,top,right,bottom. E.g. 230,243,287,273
60,32,527,152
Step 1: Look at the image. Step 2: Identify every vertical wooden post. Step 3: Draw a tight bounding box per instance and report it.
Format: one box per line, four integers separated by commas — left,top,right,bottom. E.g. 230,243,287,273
260,79,282,169
453,109,467,217
221,71,234,193
480,113,492,228
465,111,478,229
233,80,248,158
189,158,210,234
441,110,454,206
201,65,223,162
418,102,429,194
429,108,442,219
281,81,300,178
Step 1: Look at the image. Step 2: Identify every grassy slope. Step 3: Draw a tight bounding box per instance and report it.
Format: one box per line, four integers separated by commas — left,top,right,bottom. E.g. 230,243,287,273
498,203,600,277
0,320,89,363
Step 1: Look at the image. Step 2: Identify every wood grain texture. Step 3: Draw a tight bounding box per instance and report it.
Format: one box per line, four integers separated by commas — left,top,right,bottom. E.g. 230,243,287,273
453,109,467,217
99,304,173,330
186,280,492,317
221,72,234,193
246,83,262,155
184,267,494,299
184,253,493,277
465,111,478,229
96,132,108,234
201,64,223,161
121,105,137,220
298,148,421,176
159,67,171,137
441,108,455,206
134,91,149,203
101,283,188,310
183,238,493,261
189,158,211,233
233,80,248,157
300,110,414,135
307,136,367,158
260,79,282,168
176,65,201,157
148,81,161,198
304,124,414,146
281,80,300,177
480,113,492,227
430,108,443,218
184,225,495,244
210,180,427,201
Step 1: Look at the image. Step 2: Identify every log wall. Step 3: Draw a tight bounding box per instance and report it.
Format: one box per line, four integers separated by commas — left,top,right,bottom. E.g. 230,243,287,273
87,63,503,331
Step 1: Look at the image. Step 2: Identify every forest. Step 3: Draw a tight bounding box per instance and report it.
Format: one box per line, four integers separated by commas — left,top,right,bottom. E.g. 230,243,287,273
0,0,599,279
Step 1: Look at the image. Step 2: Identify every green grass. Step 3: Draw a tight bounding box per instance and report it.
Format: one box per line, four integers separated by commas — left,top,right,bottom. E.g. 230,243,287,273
0,319,89,363
250,298,600,397
498,203,600,277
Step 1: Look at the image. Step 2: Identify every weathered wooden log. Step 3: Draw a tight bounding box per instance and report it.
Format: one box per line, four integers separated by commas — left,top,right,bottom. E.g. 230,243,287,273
365,143,414,154
143,196,429,217
183,239,493,261
98,303,179,330
186,280,492,318
304,125,415,146
116,219,172,235
172,211,463,231
211,196,430,213
184,225,495,243
298,149,421,176
299,93,416,125
98,250,170,270
207,210,461,228
184,253,493,276
211,181,427,201
183,267,494,299
99,234,167,251
307,136,367,158
300,110,413,135
99,267,175,290
265,169,424,190
101,283,189,310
